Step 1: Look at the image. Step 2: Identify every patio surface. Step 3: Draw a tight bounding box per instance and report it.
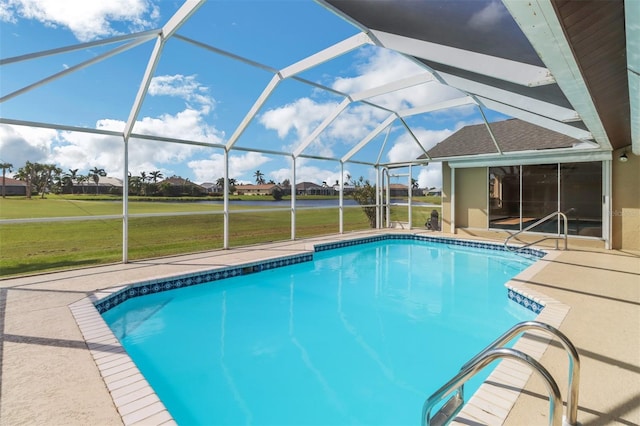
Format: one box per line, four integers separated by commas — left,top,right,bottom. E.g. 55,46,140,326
0,230,638,425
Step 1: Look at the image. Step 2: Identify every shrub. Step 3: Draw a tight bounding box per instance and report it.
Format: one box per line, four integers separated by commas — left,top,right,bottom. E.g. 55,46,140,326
350,177,382,228
271,186,284,201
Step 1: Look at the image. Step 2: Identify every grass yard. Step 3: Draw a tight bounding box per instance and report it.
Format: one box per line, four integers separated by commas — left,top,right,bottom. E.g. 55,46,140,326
0,196,441,277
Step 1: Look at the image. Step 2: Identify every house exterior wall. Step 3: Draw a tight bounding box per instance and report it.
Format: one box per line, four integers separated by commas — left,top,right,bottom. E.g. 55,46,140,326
612,150,640,250
454,167,487,228
442,162,452,232
2,185,27,196
442,156,639,251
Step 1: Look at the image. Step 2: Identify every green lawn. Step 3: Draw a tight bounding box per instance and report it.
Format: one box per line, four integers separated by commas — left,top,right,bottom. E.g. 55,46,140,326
0,195,440,277
0,196,221,219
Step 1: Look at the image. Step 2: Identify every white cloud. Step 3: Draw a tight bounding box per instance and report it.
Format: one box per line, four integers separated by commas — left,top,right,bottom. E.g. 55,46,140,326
45,110,221,178
1,73,227,180
387,127,454,163
417,164,442,190
188,151,271,183
384,127,453,190
149,74,215,113
257,48,468,161
0,0,159,41
0,124,57,171
259,97,337,141
261,157,354,187
334,48,466,111
0,3,16,23
368,81,466,112
332,48,424,95
468,1,508,31
133,108,223,142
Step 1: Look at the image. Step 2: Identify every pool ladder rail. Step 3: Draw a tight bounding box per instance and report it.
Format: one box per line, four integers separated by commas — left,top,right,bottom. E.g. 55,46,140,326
504,211,570,252
422,320,581,426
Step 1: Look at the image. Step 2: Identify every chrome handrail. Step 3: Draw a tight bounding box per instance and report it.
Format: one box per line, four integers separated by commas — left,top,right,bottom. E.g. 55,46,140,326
504,210,569,252
422,347,563,426
461,321,580,426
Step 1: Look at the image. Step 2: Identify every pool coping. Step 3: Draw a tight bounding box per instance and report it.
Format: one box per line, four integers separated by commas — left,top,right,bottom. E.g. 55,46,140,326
69,233,566,426
451,249,569,425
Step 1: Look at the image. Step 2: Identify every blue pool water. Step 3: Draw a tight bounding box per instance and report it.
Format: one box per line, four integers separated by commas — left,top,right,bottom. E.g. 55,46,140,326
103,239,537,425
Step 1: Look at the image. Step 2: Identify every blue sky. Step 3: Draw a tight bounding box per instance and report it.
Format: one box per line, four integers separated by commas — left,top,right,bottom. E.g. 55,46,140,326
0,0,509,188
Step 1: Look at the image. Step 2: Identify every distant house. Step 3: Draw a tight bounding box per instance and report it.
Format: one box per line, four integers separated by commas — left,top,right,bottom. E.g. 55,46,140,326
158,176,206,196
388,183,408,197
71,176,123,195
200,182,222,194
0,177,28,196
235,184,280,196
425,188,442,196
332,184,355,195
295,181,323,195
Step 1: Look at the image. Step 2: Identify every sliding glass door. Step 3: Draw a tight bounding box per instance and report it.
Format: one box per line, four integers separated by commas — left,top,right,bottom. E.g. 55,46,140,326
489,166,520,230
488,162,602,237
560,162,603,237
522,164,559,233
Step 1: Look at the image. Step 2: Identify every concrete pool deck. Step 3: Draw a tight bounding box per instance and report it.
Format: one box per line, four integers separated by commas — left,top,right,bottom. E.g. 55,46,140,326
0,229,638,425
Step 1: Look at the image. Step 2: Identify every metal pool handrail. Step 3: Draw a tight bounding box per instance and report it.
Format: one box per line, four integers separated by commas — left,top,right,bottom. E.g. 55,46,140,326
461,320,581,426
504,210,569,251
422,347,563,426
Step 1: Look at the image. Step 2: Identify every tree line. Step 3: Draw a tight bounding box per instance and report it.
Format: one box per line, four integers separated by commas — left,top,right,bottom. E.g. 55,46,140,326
0,161,169,198
0,161,266,198
1,161,110,198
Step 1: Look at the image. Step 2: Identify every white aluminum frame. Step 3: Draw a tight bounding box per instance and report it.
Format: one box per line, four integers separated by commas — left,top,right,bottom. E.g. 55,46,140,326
0,0,622,263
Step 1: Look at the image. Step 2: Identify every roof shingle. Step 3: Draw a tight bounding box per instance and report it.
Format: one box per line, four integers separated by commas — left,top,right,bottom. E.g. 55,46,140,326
423,119,580,159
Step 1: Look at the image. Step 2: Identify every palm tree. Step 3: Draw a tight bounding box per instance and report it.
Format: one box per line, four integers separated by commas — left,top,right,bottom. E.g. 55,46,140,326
1,162,13,198
14,161,36,198
77,175,89,194
53,175,65,194
129,175,142,195
215,177,237,194
65,168,79,194
139,171,148,196
60,169,78,194
149,170,163,195
149,170,163,183
254,169,265,185
38,164,61,198
88,167,106,195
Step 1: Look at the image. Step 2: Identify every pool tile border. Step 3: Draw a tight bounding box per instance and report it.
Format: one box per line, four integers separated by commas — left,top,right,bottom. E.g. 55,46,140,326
314,233,546,259
70,233,561,426
94,234,546,317
93,252,313,314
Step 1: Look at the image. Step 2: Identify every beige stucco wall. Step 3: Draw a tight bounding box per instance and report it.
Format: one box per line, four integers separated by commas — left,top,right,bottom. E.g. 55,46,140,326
454,167,488,228
442,162,452,232
441,164,488,231
440,160,619,251
612,149,640,251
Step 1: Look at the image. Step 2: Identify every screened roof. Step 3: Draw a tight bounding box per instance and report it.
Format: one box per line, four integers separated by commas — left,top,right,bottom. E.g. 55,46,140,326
0,0,636,187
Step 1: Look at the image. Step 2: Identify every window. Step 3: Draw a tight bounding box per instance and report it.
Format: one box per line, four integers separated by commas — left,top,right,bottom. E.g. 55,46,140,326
488,162,602,237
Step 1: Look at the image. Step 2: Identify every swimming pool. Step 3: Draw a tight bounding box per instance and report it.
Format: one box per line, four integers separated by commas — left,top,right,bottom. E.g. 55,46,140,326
101,236,541,425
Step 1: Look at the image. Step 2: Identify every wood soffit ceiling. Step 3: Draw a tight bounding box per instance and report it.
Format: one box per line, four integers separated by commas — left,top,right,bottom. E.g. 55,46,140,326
552,0,630,150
